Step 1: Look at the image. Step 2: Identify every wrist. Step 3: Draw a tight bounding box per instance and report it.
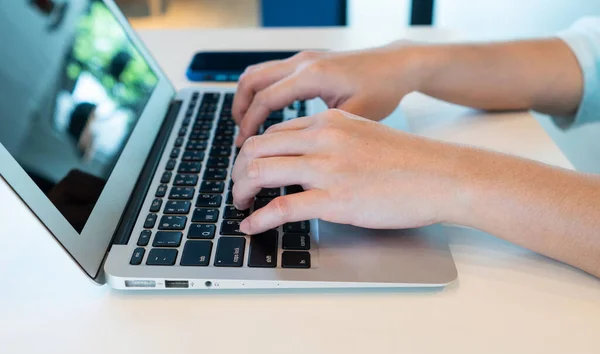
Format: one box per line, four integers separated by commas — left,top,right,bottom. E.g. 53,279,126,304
392,45,449,94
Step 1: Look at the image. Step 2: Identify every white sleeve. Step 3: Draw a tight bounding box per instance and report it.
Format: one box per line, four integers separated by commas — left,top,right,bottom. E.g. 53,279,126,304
551,17,600,129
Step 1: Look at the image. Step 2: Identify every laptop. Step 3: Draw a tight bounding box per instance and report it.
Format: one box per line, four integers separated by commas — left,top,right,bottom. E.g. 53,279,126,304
0,0,457,290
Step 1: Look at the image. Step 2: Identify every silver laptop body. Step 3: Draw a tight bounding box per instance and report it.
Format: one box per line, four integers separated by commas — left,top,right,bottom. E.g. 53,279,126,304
0,0,457,290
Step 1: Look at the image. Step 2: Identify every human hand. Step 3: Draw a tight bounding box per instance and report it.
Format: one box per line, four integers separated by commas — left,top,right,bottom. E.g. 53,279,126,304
232,43,422,146
231,109,465,235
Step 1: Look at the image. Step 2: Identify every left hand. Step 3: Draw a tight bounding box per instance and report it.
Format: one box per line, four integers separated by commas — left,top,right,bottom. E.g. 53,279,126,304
231,109,466,235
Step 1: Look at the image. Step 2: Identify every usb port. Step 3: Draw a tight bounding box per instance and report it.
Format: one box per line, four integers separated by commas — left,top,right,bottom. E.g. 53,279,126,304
165,280,189,288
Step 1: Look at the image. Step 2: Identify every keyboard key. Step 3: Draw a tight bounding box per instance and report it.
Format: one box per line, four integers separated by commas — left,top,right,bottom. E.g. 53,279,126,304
284,221,310,233
152,231,183,247
207,156,229,168
169,187,195,200
214,237,246,267
226,191,233,204
164,200,191,214
188,224,216,239
130,247,145,265
257,188,281,198
220,220,245,235
174,174,198,186
212,135,233,146
158,215,187,230
178,127,187,137
182,151,205,161
182,117,192,126
156,184,167,197
200,181,224,194
178,162,201,174
149,198,162,213
192,208,220,223
203,92,220,101
218,120,235,128
268,110,284,120
192,92,200,100
137,230,151,246
160,171,172,184
143,214,157,228
282,251,311,268
194,122,213,131
196,194,222,207
196,112,214,121
223,206,249,220
180,240,213,266
229,180,234,190
186,141,208,151
170,148,181,159
253,198,272,211
146,249,178,266
215,127,235,137
174,137,185,147
189,131,210,141
263,119,280,131
248,230,278,268
285,185,304,195
282,234,310,250
165,159,177,171
210,145,231,157
204,168,227,180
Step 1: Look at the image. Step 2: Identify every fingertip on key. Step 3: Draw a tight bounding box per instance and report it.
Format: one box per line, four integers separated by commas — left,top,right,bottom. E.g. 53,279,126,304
239,218,250,234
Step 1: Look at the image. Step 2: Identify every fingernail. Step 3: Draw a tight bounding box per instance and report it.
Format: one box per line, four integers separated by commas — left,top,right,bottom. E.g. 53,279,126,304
239,219,250,234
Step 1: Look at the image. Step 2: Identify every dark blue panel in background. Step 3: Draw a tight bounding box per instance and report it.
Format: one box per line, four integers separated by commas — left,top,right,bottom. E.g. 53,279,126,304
260,0,347,27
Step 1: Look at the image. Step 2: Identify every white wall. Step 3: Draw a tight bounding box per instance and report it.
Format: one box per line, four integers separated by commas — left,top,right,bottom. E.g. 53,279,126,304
347,0,411,34
434,0,600,40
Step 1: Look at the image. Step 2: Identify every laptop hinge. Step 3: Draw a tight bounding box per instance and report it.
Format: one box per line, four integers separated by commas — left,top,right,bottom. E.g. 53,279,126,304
109,99,183,246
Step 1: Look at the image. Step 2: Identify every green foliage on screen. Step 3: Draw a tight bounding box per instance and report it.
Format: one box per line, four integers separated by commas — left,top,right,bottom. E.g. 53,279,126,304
67,1,158,109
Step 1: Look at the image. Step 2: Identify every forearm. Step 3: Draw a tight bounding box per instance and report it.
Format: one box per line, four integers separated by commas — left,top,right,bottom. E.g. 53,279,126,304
447,147,600,277
404,39,584,117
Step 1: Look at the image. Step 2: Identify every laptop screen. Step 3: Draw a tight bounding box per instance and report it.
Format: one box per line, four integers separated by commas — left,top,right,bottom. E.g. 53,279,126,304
0,1,158,233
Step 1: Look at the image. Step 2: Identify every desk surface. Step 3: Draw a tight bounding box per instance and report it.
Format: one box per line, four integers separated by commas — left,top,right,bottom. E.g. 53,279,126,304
1,28,599,354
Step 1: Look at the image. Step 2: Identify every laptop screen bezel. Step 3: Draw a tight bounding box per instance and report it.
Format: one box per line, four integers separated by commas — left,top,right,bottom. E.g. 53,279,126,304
0,0,176,281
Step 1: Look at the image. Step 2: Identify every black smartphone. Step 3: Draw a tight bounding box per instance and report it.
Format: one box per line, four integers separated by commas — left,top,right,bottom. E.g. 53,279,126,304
186,51,300,82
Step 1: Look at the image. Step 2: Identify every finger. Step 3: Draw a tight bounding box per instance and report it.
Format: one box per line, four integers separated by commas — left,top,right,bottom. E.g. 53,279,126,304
236,73,320,146
239,189,328,235
232,60,297,124
232,156,314,210
263,115,316,135
232,130,314,184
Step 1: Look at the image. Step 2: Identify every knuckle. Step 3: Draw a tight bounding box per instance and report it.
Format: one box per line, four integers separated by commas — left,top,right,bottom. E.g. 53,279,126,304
254,91,270,108
271,197,292,220
244,64,260,74
242,135,259,156
246,159,262,180
295,50,320,61
326,108,347,120
304,59,327,76
317,125,346,144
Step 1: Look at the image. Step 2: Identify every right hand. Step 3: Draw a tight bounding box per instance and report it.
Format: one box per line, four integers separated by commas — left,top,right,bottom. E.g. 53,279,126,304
232,43,422,146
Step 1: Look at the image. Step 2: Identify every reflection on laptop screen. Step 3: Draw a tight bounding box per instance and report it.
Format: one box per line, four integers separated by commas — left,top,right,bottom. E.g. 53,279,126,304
0,1,158,232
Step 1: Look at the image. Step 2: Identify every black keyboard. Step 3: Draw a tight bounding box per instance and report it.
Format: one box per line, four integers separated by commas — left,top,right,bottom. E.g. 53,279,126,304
131,92,313,269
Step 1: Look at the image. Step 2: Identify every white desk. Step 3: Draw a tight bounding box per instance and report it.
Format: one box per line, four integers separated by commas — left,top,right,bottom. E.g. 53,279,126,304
1,28,599,354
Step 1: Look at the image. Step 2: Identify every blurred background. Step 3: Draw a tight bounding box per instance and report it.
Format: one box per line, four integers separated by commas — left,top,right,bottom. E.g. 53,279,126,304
114,0,600,173
116,0,600,40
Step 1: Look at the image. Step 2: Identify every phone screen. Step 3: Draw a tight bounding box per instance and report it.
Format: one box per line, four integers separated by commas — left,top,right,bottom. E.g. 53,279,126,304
190,51,299,71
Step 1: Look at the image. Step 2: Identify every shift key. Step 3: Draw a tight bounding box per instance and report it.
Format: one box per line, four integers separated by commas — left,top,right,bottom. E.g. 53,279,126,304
248,230,278,268
214,237,246,267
